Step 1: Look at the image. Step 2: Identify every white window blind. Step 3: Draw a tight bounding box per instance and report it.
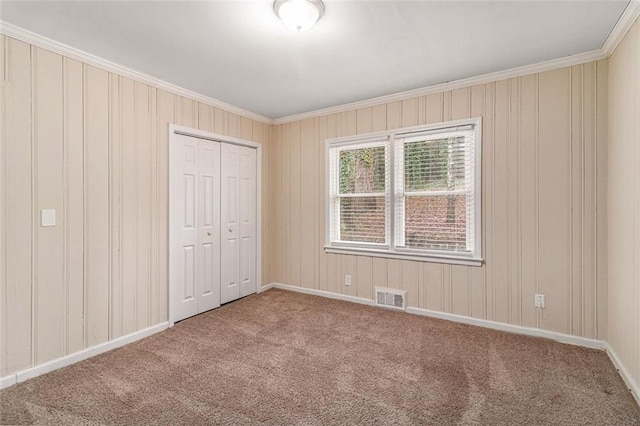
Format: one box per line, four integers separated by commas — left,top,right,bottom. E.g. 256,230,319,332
329,140,390,245
326,118,482,264
395,127,476,253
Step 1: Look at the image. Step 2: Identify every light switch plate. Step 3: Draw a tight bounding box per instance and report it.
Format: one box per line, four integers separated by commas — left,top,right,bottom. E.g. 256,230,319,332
41,209,56,227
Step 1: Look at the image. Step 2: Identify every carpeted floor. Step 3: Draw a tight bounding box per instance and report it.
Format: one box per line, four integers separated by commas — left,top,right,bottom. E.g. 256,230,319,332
1,289,639,425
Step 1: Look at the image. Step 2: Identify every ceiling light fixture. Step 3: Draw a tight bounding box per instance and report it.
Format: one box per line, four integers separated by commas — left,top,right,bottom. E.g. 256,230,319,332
274,0,325,32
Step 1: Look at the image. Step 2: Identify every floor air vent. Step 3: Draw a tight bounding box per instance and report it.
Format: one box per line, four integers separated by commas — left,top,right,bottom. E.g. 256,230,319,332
374,287,407,310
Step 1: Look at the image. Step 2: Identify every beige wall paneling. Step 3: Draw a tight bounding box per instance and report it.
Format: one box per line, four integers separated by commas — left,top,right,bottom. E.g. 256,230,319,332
33,47,65,365
300,118,316,289
469,85,487,320
256,121,271,285
317,116,329,292
135,82,151,330
596,60,608,341
109,73,122,340
214,107,227,135
608,17,639,393
281,123,291,285
538,68,572,335
84,64,110,347
508,80,522,326
156,89,175,323
0,35,5,376
241,117,252,141
120,77,137,336
581,62,597,339
570,65,584,336
492,80,511,325
270,125,282,284
519,74,539,330
180,97,197,129
289,121,302,289
63,58,85,355
227,112,240,138
149,87,158,325
198,102,213,133
4,37,32,375
272,62,609,340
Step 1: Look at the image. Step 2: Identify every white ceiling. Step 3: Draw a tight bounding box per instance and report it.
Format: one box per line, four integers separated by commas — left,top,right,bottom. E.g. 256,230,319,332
0,1,629,119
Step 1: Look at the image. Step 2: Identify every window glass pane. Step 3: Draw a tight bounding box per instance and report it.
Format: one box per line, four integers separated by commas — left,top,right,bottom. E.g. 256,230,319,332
339,196,386,243
404,195,467,250
339,146,386,194
404,137,466,192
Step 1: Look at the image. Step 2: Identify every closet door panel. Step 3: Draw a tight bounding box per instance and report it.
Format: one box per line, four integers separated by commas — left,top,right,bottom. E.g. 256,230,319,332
240,147,257,298
220,143,241,304
198,140,221,312
170,134,200,321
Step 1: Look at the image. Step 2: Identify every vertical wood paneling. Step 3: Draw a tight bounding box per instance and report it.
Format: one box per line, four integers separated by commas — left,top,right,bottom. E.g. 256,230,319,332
271,62,608,342
289,122,302,287
270,125,282,284
300,119,315,289
492,80,510,325
156,89,174,322
4,38,32,375
595,60,608,341
109,74,121,340
571,65,584,336
469,85,486,320
1,36,276,378
538,68,571,334
317,116,328,291
519,74,538,329
63,57,85,354
33,47,65,365
281,123,291,284
135,82,151,330
0,35,5,376
84,64,110,347
120,77,136,336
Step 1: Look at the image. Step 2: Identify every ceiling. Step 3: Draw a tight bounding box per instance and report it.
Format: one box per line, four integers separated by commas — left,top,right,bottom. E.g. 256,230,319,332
0,1,629,119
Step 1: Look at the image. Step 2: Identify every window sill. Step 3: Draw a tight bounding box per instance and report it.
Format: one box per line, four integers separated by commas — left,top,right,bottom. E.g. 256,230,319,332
324,246,483,267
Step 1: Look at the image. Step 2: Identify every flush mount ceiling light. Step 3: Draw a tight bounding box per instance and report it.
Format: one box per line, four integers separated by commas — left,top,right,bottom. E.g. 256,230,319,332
274,0,325,32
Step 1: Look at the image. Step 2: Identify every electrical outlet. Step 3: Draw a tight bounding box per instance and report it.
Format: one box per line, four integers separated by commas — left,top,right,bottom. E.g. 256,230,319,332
344,275,351,286
534,294,545,308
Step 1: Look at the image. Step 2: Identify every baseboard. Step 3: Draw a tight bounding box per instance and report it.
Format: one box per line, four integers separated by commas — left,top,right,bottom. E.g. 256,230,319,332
1,322,169,390
271,282,376,307
267,283,606,350
258,282,275,293
605,343,640,406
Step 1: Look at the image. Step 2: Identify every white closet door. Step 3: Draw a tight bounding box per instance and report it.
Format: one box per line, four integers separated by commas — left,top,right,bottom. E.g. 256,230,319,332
170,134,200,322
220,143,241,304
239,146,257,298
170,134,221,322
198,140,221,312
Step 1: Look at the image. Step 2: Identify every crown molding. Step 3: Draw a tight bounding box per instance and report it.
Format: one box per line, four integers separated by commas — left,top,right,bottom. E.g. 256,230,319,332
2,1,638,128
273,49,606,125
602,0,640,57
0,21,273,124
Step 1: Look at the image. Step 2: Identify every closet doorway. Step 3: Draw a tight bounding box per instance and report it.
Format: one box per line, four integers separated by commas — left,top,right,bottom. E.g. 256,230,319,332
169,125,261,325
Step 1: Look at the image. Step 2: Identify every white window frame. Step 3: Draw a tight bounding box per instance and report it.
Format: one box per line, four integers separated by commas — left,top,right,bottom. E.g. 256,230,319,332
324,117,482,267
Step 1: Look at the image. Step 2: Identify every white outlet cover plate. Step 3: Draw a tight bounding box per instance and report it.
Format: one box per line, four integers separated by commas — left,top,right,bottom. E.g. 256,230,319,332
41,209,56,227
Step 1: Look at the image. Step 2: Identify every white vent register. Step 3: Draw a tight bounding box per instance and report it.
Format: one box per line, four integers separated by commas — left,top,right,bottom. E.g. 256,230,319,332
375,287,407,310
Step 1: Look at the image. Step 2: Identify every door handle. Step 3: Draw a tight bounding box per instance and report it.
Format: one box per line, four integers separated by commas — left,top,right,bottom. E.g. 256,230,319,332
228,228,232,233
207,231,212,236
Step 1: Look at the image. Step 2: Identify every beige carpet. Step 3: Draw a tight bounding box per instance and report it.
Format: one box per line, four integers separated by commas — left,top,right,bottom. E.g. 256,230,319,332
1,289,639,425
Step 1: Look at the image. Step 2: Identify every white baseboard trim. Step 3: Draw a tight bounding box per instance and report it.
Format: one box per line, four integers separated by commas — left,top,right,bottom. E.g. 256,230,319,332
0,322,169,390
258,283,276,293
605,343,640,406
267,283,606,350
271,282,376,307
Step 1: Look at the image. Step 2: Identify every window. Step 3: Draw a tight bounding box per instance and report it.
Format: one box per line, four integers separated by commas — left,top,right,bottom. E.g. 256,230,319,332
326,118,482,265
